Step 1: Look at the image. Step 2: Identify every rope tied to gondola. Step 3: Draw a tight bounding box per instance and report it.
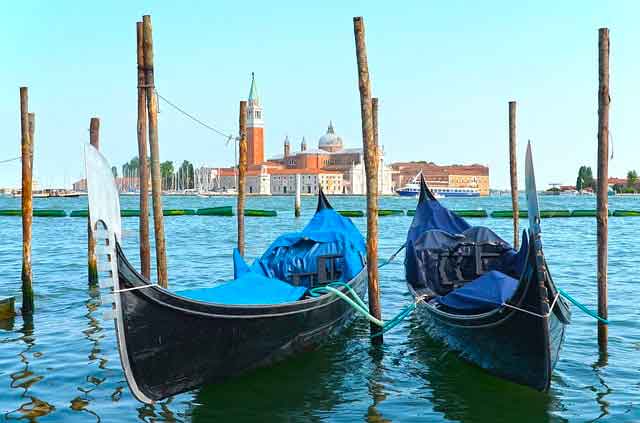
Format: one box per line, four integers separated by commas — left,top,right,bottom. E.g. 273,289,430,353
309,281,426,338
378,242,406,269
503,289,609,324
502,292,560,319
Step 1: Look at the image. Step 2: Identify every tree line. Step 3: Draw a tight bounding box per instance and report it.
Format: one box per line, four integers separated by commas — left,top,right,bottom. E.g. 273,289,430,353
111,156,197,190
575,165,639,194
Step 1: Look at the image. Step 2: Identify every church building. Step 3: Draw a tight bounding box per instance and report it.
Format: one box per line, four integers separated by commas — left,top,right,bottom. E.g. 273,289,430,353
226,73,394,195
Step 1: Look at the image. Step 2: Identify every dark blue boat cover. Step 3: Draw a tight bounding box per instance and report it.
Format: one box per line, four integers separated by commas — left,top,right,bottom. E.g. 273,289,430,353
177,207,365,305
405,184,529,312
438,270,519,312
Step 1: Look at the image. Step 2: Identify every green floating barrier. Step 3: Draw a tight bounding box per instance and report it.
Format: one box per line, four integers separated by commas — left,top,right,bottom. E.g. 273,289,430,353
540,210,571,218
571,209,613,217
378,209,404,217
453,209,488,218
244,209,277,217
490,210,529,218
121,209,143,217
338,210,364,218
0,209,66,217
71,209,143,217
613,210,640,217
35,209,67,217
163,209,196,216
0,209,22,216
408,209,487,218
197,206,234,216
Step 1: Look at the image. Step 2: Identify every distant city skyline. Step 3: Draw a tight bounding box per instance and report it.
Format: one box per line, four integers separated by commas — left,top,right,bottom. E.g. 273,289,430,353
1,1,638,190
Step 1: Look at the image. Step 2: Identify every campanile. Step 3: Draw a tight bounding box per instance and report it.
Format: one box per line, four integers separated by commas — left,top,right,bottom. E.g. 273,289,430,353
246,73,264,166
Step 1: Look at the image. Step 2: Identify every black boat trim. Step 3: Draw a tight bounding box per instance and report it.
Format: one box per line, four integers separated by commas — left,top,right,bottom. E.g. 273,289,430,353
316,186,333,212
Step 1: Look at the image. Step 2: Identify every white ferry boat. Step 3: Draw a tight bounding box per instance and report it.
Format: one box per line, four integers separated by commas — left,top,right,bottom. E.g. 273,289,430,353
396,173,480,198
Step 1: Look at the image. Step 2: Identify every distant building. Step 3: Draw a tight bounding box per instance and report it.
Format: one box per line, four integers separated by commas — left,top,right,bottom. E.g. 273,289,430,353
391,162,490,196
211,74,394,195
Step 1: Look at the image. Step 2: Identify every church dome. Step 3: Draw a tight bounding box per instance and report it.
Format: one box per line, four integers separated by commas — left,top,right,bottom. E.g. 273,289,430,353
318,121,343,151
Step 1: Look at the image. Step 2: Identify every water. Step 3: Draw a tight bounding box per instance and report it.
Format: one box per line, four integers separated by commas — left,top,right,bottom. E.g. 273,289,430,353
0,194,639,422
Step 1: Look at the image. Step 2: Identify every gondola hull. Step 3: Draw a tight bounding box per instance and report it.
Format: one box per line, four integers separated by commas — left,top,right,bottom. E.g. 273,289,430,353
409,266,569,391
114,245,367,402
404,142,570,391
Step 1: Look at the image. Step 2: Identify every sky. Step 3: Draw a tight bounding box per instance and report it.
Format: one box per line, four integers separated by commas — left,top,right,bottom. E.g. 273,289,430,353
1,1,637,190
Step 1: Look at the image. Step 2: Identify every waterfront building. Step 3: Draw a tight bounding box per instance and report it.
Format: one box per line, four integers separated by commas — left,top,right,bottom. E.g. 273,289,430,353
211,74,394,195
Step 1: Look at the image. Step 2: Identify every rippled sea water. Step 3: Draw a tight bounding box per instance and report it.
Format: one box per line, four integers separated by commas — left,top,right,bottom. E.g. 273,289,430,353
0,194,639,422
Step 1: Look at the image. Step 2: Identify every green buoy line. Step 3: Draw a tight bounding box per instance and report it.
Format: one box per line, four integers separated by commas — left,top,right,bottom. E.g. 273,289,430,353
2,207,640,219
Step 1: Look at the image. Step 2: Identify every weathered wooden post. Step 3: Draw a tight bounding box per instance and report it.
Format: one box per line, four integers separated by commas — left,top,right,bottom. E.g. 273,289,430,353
142,15,168,287
88,117,100,285
237,101,247,256
295,173,301,217
509,101,519,249
353,16,382,344
20,87,34,314
136,21,151,279
596,28,609,351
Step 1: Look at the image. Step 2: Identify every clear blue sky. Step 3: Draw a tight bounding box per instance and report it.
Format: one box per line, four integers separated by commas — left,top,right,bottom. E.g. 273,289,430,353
1,1,637,189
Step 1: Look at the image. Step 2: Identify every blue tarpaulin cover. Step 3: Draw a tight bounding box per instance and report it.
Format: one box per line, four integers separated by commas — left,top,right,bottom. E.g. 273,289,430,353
175,272,308,305
176,206,365,305
251,208,366,286
437,270,519,312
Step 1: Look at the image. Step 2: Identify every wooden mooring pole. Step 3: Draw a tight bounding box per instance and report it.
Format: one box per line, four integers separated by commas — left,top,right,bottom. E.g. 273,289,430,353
142,15,168,287
137,21,151,279
295,174,301,217
237,101,247,256
508,101,519,249
597,28,609,351
20,87,34,314
353,16,382,344
88,117,100,285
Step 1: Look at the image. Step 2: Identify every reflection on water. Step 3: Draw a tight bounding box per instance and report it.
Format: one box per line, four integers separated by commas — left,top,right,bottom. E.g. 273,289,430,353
406,320,557,423
590,352,610,422
189,330,354,422
365,348,392,423
69,290,105,422
4,315,56,421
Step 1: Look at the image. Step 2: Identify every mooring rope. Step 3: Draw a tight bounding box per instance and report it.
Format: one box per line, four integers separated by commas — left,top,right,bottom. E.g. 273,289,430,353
0,156,21,164
502,292,560,319
155,91,233,139
557,287,609,324
309,281,426,338
378,242,406,269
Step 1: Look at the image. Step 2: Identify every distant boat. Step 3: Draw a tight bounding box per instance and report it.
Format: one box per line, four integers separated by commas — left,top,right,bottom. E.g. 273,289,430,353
396,172,478,198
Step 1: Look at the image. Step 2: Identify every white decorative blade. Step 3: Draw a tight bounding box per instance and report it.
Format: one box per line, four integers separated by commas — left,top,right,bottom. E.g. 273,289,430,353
525,141,541,236
84,144,122,242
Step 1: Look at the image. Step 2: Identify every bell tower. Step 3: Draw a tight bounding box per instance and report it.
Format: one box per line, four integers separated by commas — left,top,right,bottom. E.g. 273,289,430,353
246,72,264,166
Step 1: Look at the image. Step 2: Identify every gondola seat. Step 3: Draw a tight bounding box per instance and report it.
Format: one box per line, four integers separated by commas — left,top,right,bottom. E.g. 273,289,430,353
436,270,519,313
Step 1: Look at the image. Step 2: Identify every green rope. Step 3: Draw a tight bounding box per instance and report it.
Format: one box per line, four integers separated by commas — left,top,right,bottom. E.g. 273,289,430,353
310,281,418,337
558,287,609,324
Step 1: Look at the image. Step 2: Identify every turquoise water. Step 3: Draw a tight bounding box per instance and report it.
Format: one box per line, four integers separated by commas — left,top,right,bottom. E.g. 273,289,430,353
0,194,638,422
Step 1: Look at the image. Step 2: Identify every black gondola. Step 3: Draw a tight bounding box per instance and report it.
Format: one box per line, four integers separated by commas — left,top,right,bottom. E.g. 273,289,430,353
84,145,368,404
404,142,571,391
